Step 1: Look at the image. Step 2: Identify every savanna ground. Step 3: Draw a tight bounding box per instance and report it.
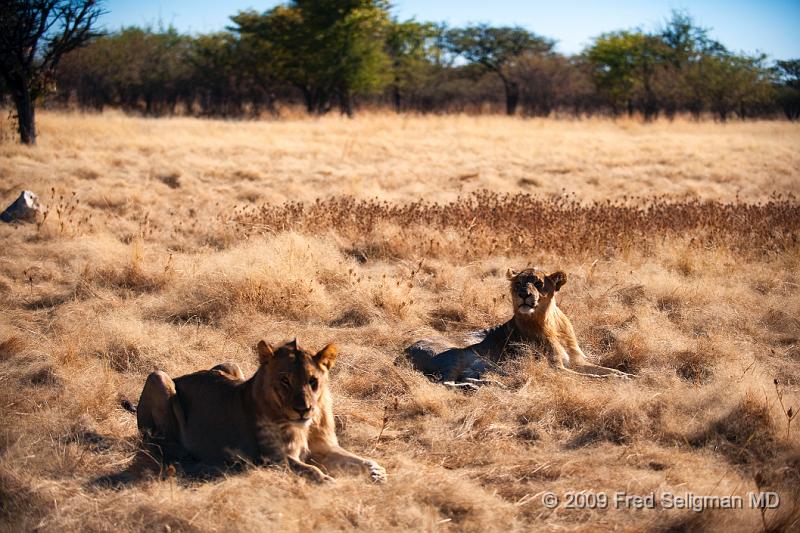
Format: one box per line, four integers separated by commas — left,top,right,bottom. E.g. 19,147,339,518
1,112,799,532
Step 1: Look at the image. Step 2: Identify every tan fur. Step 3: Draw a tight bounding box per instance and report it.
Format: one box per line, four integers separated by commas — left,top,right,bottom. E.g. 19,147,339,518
136,340,386,482
507,268,631,378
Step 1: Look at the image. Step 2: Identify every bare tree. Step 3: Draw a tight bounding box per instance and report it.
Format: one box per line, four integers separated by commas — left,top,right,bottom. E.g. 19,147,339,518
0,0,104,144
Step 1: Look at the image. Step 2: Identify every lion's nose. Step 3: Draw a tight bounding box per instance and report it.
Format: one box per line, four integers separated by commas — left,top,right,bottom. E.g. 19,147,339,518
295,406,311,418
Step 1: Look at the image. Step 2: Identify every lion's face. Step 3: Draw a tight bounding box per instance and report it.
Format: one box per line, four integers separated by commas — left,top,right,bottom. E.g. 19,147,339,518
506,268,568,315
256,340,337,426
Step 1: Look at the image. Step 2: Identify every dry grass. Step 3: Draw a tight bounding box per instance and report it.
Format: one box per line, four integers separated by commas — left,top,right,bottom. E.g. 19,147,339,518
1,111,799,532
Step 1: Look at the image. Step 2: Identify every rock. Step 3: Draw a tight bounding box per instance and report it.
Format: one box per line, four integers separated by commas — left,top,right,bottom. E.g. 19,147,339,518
1,190,42,223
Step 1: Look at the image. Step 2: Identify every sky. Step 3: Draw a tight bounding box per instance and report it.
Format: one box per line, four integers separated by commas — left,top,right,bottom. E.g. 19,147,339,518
99,0,800,60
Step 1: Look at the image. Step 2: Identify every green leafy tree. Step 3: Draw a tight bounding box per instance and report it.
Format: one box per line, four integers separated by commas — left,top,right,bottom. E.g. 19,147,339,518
137,27,193,115
0,0,104,144
699,51,774,120
228,15,281,115
657,11,724,117
233,0,391,116
585,30,667,118
446,24,553,115
190,32,243,116
385,19,438,112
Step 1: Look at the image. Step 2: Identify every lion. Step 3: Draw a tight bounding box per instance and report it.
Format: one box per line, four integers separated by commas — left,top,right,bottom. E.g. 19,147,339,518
135,339,386,483
406,268,631,385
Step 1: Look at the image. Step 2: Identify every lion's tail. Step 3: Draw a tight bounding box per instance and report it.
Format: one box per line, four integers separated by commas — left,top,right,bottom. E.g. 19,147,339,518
121,398,137,414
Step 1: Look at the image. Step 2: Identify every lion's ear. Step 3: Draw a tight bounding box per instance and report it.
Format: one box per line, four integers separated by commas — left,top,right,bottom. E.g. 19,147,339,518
257,340,274,365
506,268,518,280
547,271,568,291
314,344,337,371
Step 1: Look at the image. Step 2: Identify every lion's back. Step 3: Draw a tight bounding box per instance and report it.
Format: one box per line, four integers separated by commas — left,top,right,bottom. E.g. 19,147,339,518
174,371,258,462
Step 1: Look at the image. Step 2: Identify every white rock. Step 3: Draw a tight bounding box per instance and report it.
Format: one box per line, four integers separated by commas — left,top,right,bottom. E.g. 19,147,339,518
1,190,43,223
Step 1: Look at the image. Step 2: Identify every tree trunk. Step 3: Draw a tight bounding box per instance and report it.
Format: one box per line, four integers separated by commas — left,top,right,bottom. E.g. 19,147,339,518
504,80,519,116
314,89,332,115
300,86,314,114
11,84,37,145
339,87,354,118
393,72,402,114
642,73,659,121
393,84,402,114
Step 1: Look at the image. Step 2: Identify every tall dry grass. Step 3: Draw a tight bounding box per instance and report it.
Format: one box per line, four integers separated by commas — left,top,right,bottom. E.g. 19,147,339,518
0,112,799,532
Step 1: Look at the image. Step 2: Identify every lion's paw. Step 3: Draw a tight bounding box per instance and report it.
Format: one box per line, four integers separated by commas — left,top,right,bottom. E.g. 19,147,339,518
368,462,387,484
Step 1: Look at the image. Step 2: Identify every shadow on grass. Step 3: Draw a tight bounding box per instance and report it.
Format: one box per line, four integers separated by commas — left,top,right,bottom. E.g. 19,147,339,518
90,438,251,489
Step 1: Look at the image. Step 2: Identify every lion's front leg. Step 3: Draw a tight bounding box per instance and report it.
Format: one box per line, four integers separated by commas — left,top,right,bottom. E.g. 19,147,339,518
545,340,617,379
286,456,335,483
261,448,333,482
310,446,387,483
257,431,334,483
566,345,633,378
572,362,633,378
543,338,571,371
567,343,633,378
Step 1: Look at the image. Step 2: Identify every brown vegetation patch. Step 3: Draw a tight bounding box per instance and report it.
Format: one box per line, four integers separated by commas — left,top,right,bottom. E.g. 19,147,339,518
0,336,26,360
569,407,647,447
674,348,718,384
91,263,169,294
101,340,151,372
157,171,182,189
429,306,466,332
762,308,800,336
86,193,129,213
593,327,648,374
691,394,780,464
657,295,683,321
517,177,540,187
617,284,647,306
25,364,61,387
75,167,100,180
330,307,372,328
0,470,49,529
231,192,800,259
23,291,73,310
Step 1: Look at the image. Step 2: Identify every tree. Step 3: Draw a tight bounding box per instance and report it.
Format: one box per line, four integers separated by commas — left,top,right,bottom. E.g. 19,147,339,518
0,0,104,144
190,32,253,117
385,19,438,112
775,59,800,120
232,1,391,117
700,51,773,120
446,25,553,115
516,53,592,117
585,30,668,119
657,11,725,117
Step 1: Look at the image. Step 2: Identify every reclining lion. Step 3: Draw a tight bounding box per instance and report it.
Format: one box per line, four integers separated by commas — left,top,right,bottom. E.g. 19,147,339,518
136,339,386,483
406,268,631,385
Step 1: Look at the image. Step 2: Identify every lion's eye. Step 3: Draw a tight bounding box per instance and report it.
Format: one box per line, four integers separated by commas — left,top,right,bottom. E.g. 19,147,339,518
309,377,318,390
281,376,291,388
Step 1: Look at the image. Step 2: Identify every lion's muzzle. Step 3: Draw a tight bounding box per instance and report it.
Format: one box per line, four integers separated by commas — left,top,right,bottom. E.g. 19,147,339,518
516,289,539,314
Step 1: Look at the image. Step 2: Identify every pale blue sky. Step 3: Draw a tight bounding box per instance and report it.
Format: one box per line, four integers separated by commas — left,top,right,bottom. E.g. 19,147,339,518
100,0,800,60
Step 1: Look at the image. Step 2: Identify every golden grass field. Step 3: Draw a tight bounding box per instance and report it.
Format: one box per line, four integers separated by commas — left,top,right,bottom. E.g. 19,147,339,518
1,112,799,532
